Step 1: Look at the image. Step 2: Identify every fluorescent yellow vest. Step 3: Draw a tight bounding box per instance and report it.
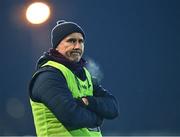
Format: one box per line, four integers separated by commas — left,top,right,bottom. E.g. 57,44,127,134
30,61,102,137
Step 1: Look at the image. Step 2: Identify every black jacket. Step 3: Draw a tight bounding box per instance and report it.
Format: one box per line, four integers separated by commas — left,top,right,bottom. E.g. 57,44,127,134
29,49,119,130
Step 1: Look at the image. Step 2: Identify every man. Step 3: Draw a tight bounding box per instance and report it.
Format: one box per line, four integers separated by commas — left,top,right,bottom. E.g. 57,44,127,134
29,20,119,137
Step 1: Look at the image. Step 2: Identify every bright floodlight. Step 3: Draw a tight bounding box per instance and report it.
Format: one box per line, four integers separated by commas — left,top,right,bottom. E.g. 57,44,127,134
26,2,50,24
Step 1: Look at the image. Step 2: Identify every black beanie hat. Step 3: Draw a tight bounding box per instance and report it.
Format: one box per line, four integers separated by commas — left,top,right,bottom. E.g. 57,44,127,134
51,20,85,49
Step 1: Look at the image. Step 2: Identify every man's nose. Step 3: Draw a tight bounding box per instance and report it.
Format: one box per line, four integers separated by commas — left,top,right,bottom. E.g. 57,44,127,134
74,42,81,49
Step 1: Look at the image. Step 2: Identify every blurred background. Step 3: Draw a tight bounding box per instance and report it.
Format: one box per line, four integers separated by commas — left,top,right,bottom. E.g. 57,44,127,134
0,0,180,136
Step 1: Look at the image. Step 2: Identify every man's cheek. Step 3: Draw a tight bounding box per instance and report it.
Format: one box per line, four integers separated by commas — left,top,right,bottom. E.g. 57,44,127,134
66,51,71,57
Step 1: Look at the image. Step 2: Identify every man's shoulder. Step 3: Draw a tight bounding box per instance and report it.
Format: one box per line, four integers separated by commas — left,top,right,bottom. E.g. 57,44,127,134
29,66,65,89
29,66,56,101
35,66,60,76
29,66,66,100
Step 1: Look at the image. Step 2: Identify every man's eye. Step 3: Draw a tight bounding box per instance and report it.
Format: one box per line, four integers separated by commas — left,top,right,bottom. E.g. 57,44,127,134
68,39,76,43
79,39,84,44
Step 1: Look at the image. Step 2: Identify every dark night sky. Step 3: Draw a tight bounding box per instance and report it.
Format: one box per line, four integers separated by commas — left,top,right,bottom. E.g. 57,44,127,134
0,0,180,136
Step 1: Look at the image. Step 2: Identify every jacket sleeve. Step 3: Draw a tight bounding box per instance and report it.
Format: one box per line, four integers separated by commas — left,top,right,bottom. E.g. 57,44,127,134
85,78,119,119
29,68,103,130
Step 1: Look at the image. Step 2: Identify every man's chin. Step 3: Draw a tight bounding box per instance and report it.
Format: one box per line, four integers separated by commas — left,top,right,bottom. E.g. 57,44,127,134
69,57,81,62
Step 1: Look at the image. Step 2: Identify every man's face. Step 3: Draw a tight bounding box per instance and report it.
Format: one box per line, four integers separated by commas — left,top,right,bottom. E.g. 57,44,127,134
56,32,84,62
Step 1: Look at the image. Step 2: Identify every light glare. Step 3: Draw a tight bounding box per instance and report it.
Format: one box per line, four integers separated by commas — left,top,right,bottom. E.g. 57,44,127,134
26,2,50,24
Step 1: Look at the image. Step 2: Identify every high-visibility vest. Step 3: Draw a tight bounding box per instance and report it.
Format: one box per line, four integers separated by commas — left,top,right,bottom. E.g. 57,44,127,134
30,60,102,137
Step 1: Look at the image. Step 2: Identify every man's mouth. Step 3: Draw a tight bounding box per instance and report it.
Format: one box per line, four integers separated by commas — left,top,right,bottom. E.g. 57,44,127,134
70,51,81,56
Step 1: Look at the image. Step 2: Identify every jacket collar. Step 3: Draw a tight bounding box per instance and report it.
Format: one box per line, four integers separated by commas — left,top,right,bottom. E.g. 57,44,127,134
37,48,87,72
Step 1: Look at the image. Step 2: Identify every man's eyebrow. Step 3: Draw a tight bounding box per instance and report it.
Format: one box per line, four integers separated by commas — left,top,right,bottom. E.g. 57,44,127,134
66,38,76,41
66,38,84,41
